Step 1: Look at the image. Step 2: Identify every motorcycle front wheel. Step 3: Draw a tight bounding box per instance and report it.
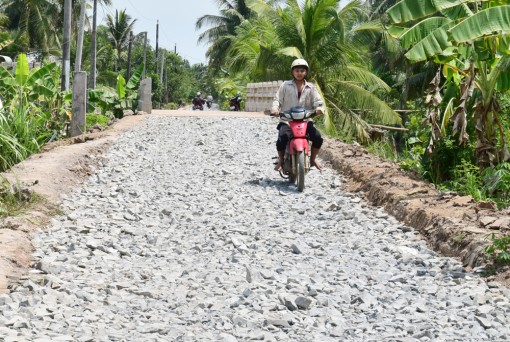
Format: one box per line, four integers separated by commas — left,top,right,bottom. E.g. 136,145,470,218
296,151,305,192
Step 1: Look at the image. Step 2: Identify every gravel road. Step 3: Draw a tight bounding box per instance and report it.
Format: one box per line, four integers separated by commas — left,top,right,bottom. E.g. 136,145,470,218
1,115,510,341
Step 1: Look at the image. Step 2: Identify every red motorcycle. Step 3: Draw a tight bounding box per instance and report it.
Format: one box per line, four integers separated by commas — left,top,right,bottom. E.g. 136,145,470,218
278,106,316,192
192,97,205,110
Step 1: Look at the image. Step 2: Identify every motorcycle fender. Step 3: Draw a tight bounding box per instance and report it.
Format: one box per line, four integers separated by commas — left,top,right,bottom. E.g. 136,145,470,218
289,121,307,138
289,139,309,154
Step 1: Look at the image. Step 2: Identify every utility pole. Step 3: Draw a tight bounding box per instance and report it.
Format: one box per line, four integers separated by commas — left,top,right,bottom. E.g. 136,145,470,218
160,52,164,83
142,31,147,79
75,0,87,72
155,20,159,75
89,0,98,89
174,43,176,54
126,30,133,80
164,67,168,104
61,0,72,90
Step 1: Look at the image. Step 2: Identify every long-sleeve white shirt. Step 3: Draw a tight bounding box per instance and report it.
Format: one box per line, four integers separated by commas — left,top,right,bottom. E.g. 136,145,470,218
271,79,324,122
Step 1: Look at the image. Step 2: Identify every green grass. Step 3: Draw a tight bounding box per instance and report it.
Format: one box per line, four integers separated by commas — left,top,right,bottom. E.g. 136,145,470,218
0,102,47,172
86,114,110,131
0,177,37,218
0,176,62,220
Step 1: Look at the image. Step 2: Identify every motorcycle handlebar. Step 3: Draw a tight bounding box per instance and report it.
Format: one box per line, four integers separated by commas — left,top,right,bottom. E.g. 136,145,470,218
279,109,316,120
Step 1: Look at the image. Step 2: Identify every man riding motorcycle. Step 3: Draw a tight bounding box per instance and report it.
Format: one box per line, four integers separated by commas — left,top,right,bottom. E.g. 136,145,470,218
271,59,324,171
206,94,213,108
192,92,206,110
229,91,242,111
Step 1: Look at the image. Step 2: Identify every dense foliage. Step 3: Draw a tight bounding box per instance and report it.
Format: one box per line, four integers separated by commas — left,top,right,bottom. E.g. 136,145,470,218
0,0,210,173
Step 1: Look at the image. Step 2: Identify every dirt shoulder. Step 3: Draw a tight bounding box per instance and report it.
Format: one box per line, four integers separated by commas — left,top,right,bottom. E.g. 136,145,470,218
1,110,508,293
319,139,510,284
0,114,146,292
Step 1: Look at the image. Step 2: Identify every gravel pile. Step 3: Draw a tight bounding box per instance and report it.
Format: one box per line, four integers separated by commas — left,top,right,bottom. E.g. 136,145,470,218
1,116,510,341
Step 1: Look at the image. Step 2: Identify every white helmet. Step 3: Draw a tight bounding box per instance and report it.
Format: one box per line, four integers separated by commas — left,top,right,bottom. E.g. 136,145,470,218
291,58,309,71
197,92,201,96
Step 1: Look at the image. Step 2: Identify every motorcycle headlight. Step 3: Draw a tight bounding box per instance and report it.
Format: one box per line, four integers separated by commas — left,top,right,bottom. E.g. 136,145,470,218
291,111,306,120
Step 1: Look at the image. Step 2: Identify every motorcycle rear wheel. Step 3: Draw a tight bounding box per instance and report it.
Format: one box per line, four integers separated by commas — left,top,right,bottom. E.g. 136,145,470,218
296,151,305,192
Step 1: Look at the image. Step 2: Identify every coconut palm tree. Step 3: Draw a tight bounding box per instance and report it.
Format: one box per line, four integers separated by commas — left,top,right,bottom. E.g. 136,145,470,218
231,0,401,142
105,9,136,71
0,0,61,56
195,0,255,71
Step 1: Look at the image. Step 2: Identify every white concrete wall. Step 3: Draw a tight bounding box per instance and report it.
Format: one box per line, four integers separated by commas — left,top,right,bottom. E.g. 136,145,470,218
0,62,44,72
245,81,283,112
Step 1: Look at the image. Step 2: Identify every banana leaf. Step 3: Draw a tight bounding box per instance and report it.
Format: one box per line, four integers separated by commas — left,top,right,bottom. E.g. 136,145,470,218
126,63,144,91
449,5,510,43
15,54,29,86
387,0,437,23
116,75,126,99
496,71,510,91
399,17,451,49
31,84,59,99
433,0,472,11
405,23,454,62
26,62,57,86
440,3,472,20
386,25,408,38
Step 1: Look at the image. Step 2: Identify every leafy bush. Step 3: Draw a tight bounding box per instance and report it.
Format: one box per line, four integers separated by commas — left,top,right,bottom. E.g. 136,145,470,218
87,63,144,119
0,54,58,171
398,137,425,174
443,160,484,200
86,114,110,131
485,233,510,266
366,139,397,161
483,162,510,207
163,102,178,110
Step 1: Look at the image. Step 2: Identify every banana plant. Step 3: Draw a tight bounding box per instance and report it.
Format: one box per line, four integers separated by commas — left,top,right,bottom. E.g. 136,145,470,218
0,54,59,170
0,54,60,109
88,63,144,118
386,0,510,168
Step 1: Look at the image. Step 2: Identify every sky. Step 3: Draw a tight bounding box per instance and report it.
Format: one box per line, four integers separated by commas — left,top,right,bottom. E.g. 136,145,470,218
97,0,350,66
97,0,220,65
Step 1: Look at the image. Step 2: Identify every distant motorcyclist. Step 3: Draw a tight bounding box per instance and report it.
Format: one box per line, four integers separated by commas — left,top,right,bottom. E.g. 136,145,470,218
192,92,206,110
229,91,242,111
206,94,213,109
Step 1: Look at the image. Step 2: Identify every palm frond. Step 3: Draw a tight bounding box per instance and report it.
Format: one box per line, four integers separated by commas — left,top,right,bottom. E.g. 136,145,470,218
342,65,391,92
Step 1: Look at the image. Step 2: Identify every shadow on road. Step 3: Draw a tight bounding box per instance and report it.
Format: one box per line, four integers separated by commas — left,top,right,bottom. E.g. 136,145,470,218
244,177,298,193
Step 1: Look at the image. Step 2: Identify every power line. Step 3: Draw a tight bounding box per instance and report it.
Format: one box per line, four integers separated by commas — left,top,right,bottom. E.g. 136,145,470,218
98,2,206,65
125,0,153,21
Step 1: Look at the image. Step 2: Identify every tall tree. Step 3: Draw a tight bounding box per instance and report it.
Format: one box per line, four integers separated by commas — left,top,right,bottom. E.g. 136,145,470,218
230,0,401,142
195,0,254,71
105,9,136,71
0,0,61,56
